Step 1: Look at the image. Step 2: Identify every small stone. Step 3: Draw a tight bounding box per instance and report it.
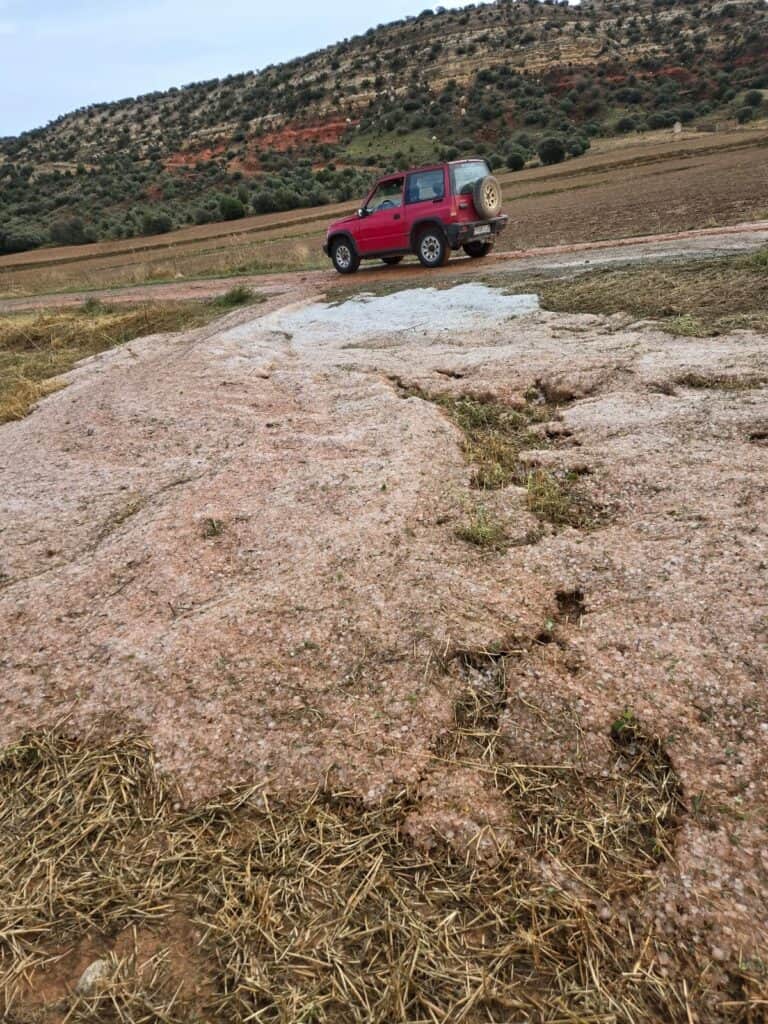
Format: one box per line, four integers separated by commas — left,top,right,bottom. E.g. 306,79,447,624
598,904,612,922
76,959,112,996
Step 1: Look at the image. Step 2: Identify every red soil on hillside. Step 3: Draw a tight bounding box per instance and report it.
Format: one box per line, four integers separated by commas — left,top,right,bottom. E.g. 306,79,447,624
257,118,359,152
164,143,228,170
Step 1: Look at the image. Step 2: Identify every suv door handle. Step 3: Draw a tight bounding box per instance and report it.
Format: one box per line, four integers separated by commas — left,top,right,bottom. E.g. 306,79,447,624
393,214,401,220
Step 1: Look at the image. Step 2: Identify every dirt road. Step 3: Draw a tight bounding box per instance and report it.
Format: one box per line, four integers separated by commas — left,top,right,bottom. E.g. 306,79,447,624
1,219,767,313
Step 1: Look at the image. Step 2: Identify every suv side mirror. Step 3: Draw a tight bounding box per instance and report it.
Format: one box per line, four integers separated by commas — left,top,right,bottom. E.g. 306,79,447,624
357,208,367,218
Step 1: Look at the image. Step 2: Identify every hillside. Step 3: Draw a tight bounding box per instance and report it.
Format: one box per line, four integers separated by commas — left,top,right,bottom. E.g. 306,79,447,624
1,0,766,254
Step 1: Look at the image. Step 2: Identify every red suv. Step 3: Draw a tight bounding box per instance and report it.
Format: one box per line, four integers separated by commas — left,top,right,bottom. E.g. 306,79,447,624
323,159,507,274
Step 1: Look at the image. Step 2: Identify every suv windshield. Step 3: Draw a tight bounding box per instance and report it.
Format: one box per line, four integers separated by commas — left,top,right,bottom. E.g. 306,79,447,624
450,160,490,196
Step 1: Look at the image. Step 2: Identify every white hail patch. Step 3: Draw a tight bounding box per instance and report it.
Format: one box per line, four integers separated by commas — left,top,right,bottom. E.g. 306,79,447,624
259,283,540,342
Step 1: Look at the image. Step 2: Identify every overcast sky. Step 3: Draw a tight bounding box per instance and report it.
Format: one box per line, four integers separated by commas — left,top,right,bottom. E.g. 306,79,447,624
0,0,482,137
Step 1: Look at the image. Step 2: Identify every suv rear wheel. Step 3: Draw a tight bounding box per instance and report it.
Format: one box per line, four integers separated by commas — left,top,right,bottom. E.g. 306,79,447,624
416,227,449,269
463,240,493,259
331,238,360,275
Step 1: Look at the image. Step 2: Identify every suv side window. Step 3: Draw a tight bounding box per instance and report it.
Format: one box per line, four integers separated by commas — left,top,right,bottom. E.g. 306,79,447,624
405,169,445,205
365,178,404,213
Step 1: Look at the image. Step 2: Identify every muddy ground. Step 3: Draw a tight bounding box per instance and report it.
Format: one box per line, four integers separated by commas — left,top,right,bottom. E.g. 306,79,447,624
1,270,768,1017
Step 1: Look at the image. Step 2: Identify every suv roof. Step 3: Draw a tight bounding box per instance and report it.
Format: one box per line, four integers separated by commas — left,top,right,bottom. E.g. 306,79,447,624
384,157,487,179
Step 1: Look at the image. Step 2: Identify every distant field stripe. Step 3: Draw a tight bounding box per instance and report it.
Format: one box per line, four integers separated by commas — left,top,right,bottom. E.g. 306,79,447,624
0,206,355,271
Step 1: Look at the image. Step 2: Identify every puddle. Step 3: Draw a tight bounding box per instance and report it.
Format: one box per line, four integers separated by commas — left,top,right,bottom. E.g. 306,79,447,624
256,284,539,342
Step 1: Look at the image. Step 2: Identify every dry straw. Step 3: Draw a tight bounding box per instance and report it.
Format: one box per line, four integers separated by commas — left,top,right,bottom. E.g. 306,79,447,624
0,668,764,1022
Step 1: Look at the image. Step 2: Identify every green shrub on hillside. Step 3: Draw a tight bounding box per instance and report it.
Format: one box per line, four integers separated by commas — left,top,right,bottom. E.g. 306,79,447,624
141,212,173,235
220,196,246,220
537,137,566,166
0,228,44,255
50,217,96,246
506,147,526,171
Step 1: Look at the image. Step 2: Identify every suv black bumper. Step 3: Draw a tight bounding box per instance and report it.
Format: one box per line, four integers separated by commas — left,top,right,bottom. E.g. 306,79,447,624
446,215,508,249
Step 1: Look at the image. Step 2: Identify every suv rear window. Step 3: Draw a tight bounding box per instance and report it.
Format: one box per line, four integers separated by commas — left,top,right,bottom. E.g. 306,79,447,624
450,160,490,196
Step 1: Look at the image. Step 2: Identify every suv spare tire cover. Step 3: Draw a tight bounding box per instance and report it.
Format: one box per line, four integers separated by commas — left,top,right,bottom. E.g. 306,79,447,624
473,175,502,220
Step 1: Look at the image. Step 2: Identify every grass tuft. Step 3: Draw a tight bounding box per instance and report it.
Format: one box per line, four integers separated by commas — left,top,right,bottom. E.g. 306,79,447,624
526,467,600,529
201,517,225,538
210,284,260,308
399,382,603,532
399,385,558,491
674,371,766,391
455,505,508,549
662,313,706,336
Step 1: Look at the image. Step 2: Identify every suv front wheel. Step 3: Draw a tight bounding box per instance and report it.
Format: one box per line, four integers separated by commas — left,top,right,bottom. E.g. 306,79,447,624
416,227,449,269
331,238,360,275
